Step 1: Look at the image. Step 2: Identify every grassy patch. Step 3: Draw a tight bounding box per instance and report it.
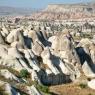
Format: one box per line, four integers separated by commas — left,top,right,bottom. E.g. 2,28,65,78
88,94,95,95
36,84,49,93
79,83,88,89
19,69,30,78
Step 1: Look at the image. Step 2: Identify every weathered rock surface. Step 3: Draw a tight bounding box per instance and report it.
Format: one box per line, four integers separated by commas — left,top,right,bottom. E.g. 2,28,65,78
82,61,95,78
0,14,95,94
88,79,95,90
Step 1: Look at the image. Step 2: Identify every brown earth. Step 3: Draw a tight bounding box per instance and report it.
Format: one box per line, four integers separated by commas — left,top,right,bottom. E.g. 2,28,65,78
49,83,95,95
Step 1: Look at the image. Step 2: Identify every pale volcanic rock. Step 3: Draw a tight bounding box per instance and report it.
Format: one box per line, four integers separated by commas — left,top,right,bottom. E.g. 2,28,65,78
8,47,23,59
11,41,24,49
41,47,60,75
90,49,95,64
88,79,95,90
0,32,5,44
24,49,31,59
0,44,8,58
24,50,40,71
1,25,9,37
77,38,93,47
82,61,95,78
6,28,25,48
2,58,23,71
32,41,43,56
48,36,59,51
28,30,38,44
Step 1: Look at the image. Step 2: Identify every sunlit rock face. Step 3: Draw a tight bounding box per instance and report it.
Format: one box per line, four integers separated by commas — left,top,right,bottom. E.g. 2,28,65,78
76,38,95,79
88,79,95,90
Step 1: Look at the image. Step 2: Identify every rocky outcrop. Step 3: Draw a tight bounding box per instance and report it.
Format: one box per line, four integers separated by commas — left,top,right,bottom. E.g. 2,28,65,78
77,38,95,78
41,47,60,75
0,32,5,44
0,80,41,95
82,61,95,78
1,17,95,94
88,79,95,90
0,25,90,86
32,41,43,56
0,80,21,95
6,28,25,48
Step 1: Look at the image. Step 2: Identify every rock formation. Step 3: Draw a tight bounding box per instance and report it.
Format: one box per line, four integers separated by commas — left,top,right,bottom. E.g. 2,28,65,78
1,3,95,94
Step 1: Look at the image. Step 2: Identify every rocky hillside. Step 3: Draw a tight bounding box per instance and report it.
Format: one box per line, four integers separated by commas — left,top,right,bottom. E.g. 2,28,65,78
0,22,95,94
31,2,95,20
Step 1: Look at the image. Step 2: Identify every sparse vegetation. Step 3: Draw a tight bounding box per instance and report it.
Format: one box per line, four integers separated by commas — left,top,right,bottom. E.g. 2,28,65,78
36,84,49,93
33,81,50,94
88,94,95,95
0,86,8,95
50,83,95,95
19,69,30,78
79,83,88,89
0,65,19,77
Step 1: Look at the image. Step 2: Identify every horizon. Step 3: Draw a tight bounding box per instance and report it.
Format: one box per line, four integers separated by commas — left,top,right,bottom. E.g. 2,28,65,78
0,0,94,9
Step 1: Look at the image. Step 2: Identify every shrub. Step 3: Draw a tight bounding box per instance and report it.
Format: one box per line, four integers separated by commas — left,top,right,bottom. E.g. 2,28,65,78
36,84,49,93
88,94,92,95
88,94,95,95
19,69,30,78
79,83,87,89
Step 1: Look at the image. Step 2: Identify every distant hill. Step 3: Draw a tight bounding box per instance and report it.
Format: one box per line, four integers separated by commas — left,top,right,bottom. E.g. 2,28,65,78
31,2,95,20
0,6,36,16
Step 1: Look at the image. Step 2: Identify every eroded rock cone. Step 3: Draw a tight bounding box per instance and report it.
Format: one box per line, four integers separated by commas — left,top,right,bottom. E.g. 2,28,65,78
28,26,50,47
1,25,9,37
0,32,5,44
28,29,37,44
41,47,60,75
82,61,95,78
6,28,26,48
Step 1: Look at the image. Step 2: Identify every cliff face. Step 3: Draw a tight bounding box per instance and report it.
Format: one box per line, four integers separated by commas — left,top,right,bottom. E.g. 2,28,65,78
31,3,95,20
44,4,88,13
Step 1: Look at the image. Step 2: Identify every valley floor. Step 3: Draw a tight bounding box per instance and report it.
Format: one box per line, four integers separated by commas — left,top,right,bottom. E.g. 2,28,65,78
50,83,95,95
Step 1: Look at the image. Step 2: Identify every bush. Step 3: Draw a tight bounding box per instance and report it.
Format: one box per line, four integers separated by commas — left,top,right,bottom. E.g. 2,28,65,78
79,83,87,89
36,84,49,93
88,94,92,95
88,94,95,95
19,69,30,78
